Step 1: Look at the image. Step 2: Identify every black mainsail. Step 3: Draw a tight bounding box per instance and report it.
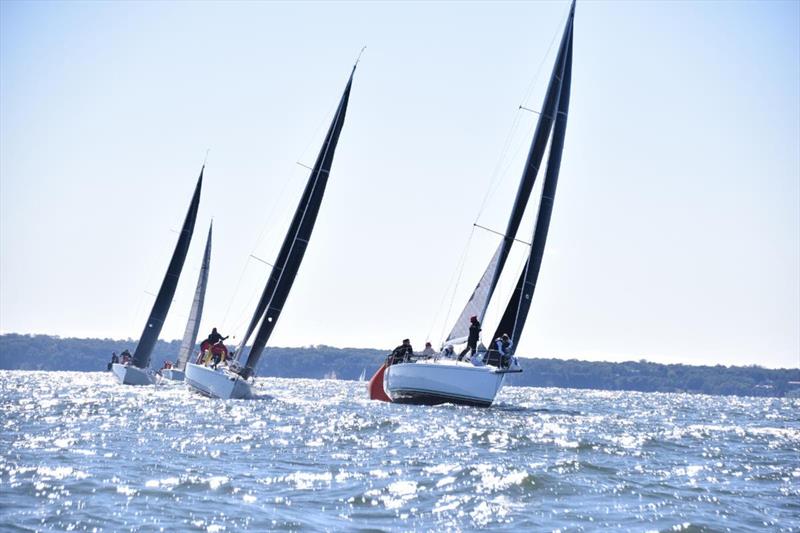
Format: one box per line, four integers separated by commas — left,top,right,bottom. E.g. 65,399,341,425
237,66,356,379
443,0,574,361
175,221,212,371
476,4,577,322
493,21,573,348
131,167,203,369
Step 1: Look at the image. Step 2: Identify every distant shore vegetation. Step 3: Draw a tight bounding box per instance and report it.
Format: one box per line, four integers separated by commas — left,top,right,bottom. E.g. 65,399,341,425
1,333,798,399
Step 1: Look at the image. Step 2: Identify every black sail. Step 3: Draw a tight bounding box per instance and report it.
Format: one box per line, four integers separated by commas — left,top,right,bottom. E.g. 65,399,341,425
493,24,573,349
132,167,203,369
480,2,576,318
240,67,356,379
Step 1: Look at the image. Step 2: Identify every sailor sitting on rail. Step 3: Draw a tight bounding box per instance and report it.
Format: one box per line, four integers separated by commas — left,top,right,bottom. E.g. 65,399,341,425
419,342,436,358
495,334,513,368
471,342,488,366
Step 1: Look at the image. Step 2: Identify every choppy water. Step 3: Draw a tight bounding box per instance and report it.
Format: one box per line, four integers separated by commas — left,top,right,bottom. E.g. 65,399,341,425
1,371,798,532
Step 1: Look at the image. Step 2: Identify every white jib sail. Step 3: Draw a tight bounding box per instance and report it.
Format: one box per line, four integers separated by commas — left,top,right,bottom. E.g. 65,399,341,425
176,225,212,370
445,242,503,344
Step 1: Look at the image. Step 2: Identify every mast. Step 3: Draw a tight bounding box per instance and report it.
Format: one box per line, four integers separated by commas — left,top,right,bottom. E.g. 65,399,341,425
492,16,573,349
175,222,212,370
132,166,203,369
239,66,356,379
477,1,576,321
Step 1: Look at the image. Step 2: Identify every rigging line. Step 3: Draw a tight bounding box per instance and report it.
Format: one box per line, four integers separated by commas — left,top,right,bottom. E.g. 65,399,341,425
472,109,523,224
220,254,274,333
249,254,274,267
473,224,532,247
203,148,210,166
295,69,351,171
432,225,477,346
219,149,304,328
519,105,540,115
244,71,352,365
472,5,565,225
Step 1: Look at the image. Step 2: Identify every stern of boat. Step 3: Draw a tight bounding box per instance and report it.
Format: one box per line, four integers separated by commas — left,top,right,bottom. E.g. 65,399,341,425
185,363,252,399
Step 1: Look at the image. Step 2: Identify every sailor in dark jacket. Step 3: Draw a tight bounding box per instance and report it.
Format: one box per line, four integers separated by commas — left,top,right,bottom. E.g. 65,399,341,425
389,338,413,365
206,328,228,345
458,316,481,361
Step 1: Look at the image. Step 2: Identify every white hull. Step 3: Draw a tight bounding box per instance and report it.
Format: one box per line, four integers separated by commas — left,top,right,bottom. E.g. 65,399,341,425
185,363,252,399
384,360,515,407
160,368,185,381
112,363,155,386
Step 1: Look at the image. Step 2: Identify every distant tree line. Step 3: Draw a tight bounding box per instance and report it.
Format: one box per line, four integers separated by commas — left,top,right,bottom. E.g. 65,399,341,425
1,333,798,398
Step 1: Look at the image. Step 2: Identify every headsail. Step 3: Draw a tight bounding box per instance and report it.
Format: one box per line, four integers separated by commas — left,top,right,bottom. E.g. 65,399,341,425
176,222,212,370
476,4,577,323
238,66,357,379
445,242,503,343
493,10,574,349
132,166,203,369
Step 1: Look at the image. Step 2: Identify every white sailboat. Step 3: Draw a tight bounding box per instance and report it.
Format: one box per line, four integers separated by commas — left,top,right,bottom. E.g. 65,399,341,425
113,167,204,386
161,222,212,382
185,63,358,399
372,1,576,407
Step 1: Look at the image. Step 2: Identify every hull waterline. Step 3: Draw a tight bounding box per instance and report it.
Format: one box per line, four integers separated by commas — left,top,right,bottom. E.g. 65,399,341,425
185,363,252,399
112,363,155,386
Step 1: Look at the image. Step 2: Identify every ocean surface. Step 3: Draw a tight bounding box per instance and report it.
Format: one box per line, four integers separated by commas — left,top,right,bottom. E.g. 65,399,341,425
1,371,798,532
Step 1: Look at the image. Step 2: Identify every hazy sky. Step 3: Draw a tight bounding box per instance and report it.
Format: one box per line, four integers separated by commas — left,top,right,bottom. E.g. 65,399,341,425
1,0,798,369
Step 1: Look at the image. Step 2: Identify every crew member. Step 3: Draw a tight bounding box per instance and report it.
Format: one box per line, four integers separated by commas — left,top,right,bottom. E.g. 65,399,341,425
206,328,228,345
458,316,481,361
388,338,413,365
494,333,513,368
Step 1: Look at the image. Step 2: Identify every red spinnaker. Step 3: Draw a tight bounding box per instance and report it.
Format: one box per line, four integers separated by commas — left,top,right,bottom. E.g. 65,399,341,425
368,363,391,402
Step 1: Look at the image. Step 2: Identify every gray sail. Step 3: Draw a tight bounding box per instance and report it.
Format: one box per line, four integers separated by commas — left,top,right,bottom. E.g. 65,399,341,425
132,167,203,369
445,242,503,344
176,222,212,370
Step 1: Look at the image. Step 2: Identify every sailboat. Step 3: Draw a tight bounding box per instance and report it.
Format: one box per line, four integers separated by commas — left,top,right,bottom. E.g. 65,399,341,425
372,1,575,407
161,222,212,382
112,167,203,385
185,63,357,399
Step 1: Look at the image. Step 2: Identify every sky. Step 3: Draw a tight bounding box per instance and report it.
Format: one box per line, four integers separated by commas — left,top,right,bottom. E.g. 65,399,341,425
1,0,798,369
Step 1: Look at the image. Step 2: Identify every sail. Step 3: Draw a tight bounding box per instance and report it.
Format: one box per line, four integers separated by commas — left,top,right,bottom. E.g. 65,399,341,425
492,21,573,350
132,167,203,369
445,242,503,343
239,66,356,379
477,2,576,322
175,222,212,370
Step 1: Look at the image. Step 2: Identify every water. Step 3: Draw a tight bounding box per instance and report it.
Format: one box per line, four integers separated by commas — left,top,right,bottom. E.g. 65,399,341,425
1,371,798,532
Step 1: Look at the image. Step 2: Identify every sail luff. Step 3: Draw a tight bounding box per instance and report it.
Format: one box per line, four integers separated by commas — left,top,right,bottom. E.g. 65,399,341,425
176,222,212,370
492,22,573,349
477,4,576,323
241,67,356,378
132,167,203,369
444,242,503,343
